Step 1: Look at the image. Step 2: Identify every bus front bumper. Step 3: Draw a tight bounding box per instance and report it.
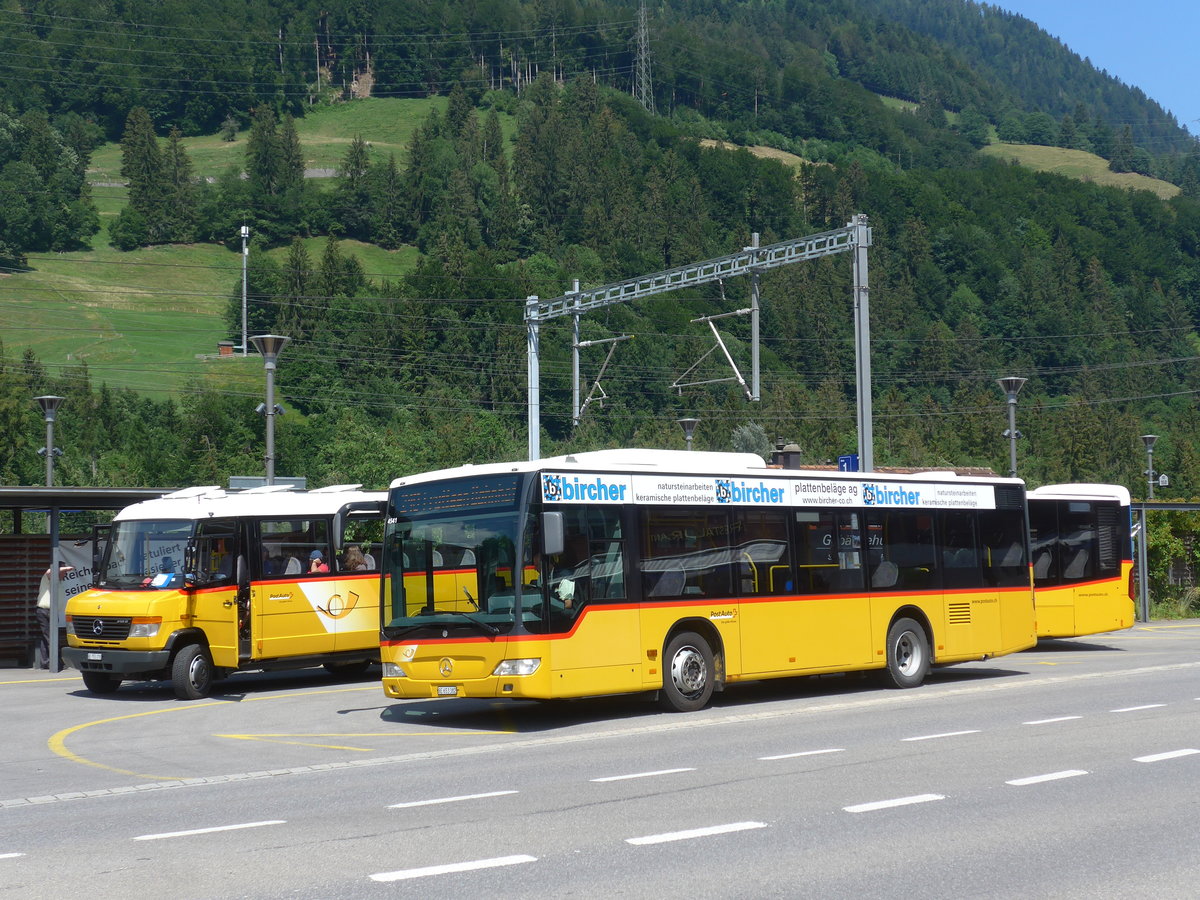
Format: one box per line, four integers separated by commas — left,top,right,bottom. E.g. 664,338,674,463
62,647,171,677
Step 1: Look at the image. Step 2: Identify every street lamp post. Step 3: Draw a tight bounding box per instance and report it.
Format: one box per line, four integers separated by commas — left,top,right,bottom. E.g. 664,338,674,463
249,334,290,484
1137,434,1158,622
240,225,250,356
677,417,699,451
1142,434,1158,500
34,395,65,487
996,376,1027,478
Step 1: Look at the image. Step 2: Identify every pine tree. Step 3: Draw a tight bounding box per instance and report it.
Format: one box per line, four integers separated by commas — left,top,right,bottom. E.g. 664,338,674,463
119,107,166,242
162,127,197,243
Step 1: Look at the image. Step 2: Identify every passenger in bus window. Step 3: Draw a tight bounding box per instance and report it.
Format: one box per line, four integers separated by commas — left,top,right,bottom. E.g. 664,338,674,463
342,544,368,571
309,550,330,573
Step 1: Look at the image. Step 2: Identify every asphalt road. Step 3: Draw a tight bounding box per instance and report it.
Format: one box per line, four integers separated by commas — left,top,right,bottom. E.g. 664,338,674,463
3,621,1199,898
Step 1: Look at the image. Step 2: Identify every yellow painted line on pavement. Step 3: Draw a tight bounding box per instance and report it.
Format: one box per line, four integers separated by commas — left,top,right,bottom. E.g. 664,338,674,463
47,684,508,779
0,675,80,686
49,703,225,780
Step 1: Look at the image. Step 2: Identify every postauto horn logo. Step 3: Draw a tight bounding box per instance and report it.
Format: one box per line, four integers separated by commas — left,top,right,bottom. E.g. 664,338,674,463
541,473,629,503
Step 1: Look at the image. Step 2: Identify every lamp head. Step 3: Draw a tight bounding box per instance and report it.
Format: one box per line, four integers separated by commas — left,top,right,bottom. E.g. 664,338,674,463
676,417,699,441
34,395,65,421
1141,434,1158,452
996,376,1027,398
249,334,291,363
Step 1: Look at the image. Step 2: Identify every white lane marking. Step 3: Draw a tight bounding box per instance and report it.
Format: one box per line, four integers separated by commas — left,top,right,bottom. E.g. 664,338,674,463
1006,770,1088,786
626,821,768,845
844,794,944,813
1134,749,1200,763
134,820,285,841
370,855,536,882
901,730,980,742
1023,715,1082,725
591,767,695,782
0,852,25,860
759,748,845,760
1111,704,1166,713
389,790,517,808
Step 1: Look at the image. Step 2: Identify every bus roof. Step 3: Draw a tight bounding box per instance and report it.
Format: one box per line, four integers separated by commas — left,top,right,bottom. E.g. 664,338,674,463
1027,483,1132,505
389,448,1026,490
113,485,386,522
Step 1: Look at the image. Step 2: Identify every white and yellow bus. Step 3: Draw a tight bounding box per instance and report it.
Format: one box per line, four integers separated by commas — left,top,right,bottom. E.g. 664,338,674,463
380,450,1037,711
1027,483,1134,639
63,484,385,699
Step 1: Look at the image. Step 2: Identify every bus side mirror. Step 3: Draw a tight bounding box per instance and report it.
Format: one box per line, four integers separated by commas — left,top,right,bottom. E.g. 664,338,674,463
542,511,565,557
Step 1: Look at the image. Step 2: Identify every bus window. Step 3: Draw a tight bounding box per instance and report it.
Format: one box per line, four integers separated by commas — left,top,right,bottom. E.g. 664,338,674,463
1059,501,1098,583
796,511,863,594
640,508,733,600
980,510,1028,587
194,519,238,584
866,510,936,591
940,510,982,590
734,509,791,595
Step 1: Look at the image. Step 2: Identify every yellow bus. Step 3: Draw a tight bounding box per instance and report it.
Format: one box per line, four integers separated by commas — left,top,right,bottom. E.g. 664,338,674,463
63,484,385,699
380,450,1037,711
1027,483,1135,639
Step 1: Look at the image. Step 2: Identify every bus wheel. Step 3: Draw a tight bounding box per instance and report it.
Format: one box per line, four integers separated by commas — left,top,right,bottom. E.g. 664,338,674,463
883,618,930,688
172,644,214,700
81,671,121,695
659,631,714,712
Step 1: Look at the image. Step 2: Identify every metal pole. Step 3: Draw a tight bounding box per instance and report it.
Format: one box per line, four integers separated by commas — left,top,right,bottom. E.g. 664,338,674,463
749,233,760,403
526,296,540,461
571,282,581,427
49,505,61,673
851,215,873,472
1006,397,1018,478
997,377,1027,478
241,225,250,356
264,357,277,485
1137,507,1150,621
44,415,56,487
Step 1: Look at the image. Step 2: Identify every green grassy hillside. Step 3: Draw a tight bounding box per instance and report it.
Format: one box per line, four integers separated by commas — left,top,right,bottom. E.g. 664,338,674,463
980,143,1179,199
8,99,456,397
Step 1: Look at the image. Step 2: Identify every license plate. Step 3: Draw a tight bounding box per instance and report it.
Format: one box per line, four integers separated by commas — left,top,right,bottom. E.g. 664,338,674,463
88,653,102,661
436,685,458,696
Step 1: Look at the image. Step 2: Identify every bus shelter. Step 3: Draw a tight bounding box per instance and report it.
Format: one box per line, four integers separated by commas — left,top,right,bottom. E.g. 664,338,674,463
0,486,171,670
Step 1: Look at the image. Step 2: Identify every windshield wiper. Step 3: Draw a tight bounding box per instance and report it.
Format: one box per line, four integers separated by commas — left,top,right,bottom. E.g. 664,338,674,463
435,609,499,635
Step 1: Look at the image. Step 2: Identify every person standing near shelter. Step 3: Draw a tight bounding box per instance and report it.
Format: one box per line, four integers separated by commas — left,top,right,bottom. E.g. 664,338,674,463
36,561,74,669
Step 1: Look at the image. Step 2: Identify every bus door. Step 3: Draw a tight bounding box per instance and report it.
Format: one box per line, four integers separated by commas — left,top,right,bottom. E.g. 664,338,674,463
332,512,385,654
785,510,871,671
1029,501,1072,634
189,518,240,669
546,507,638,691
256,517,336,659
938,510,1000,654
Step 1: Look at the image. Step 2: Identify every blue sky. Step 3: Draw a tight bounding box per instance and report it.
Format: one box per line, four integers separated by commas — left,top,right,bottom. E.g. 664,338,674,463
996,0,1199,137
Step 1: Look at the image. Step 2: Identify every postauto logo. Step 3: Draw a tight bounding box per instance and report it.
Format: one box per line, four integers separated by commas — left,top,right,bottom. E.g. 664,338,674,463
541,473,629,504
715,479,787,505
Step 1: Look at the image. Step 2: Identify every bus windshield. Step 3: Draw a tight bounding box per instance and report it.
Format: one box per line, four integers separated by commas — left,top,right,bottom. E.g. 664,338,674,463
101,519,191,589
383,474,528,638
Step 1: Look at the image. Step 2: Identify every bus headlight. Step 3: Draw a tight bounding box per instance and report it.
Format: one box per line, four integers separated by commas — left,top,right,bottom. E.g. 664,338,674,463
382,662,407,678
129,617,162,638
492,658,541,676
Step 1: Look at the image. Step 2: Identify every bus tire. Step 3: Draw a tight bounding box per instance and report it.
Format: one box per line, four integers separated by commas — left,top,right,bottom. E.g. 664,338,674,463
659,631,714,712
883,617,930,689
81,671,122,695
172,643,214,700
